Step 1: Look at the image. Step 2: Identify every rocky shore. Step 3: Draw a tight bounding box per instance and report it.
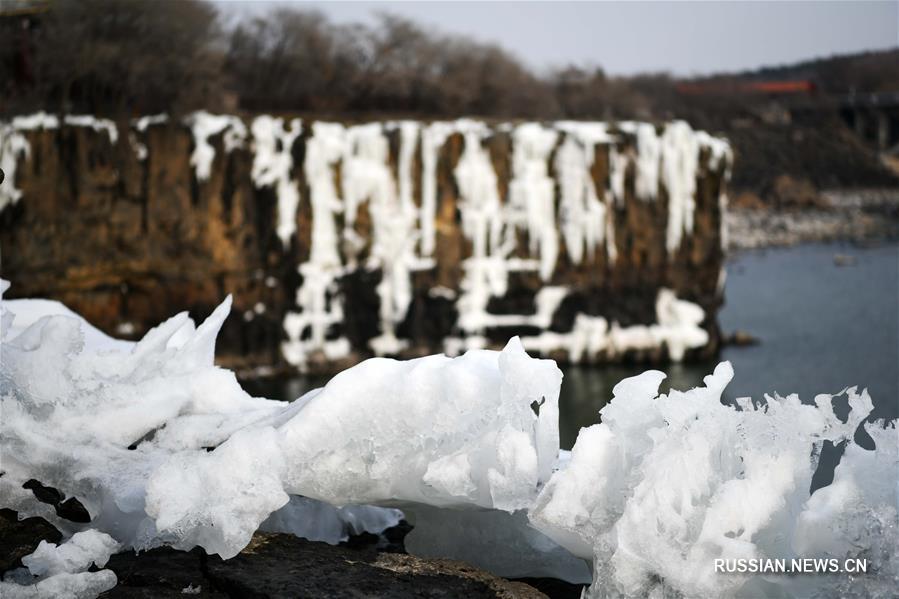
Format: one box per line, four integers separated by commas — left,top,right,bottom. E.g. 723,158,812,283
0,509,582,599
726,188,899,250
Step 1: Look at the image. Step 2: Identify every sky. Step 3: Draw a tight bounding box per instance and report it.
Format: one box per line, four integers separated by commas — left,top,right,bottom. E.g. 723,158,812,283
215,1,899,76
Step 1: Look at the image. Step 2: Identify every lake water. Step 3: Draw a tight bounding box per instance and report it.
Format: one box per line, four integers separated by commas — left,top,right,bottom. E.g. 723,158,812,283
242,242,898,450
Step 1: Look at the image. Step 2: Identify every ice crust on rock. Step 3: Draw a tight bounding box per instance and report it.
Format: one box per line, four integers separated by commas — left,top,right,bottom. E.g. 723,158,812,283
0,530,119,599
185,111,247,182
0,113,732,367
250,115,303,246
519,287,709,362
529,363,899,599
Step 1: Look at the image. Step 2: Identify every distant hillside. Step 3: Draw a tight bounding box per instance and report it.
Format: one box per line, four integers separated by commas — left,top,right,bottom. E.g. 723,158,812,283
717,49,899,94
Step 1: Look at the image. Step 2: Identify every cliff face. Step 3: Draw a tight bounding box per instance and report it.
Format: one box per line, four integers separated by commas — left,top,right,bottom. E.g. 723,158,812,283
0,113,731,374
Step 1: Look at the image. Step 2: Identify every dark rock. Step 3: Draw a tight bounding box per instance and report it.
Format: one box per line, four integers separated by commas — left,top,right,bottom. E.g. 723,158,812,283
723,330,760,347
0,508,62,575
21,479,92,522
512,577,586,599
56,497,92,523
100,532,548,599
22,479,64,505
101,547,225,598
204,533,524,598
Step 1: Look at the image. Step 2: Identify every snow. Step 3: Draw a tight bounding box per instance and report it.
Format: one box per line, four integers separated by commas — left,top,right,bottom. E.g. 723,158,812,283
1,285,561,559
250,115,303,246
3,298,135,353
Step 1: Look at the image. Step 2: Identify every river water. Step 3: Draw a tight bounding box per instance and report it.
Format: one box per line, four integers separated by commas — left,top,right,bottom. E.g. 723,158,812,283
242,241,898,450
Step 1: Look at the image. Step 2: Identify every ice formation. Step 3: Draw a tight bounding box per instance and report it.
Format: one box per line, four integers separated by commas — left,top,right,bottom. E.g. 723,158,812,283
529,363,898,598
0,122,31,211
0,530,119,599
185,111,247,181
2,286,897,597
0,113,732,367
508,123,559,280
519,287,709,362
554,129,610,265
61,116,118,145
281,122,351,367
1,287,563,560
661,121,701,253
0,113,61,210
250,115,303,246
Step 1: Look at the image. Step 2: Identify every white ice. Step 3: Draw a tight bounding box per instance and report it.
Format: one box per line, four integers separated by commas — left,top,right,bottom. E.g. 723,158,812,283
2,287,896,597
529,363,898,598
0,113,731,364
0,530,119,599
251,115,303,246
185,111,247,182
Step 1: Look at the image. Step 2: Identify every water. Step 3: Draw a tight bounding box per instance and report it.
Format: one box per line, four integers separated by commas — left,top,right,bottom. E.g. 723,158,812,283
242,242,899,450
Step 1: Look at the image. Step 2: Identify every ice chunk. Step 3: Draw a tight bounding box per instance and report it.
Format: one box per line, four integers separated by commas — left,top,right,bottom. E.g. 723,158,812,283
0,571,117,599
22,530,119,577
530,362,897,598
5,284,892,595
2,287,565,564
146,427,290,557
0,531,119,599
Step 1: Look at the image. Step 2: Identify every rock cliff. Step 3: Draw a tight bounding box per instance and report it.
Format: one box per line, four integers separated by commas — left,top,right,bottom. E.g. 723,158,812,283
0,113,731,374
